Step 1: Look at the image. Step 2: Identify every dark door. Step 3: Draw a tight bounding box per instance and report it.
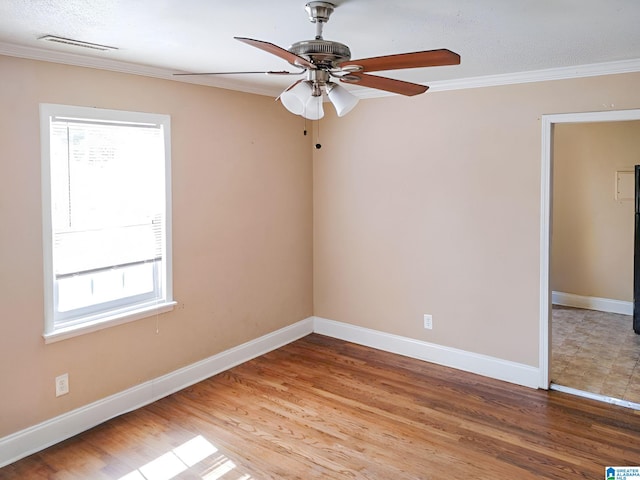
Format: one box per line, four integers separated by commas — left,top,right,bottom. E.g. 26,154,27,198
634,165,640,333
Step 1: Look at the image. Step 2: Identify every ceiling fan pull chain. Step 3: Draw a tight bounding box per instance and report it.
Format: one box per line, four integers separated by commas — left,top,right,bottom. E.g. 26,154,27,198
315,118,322,149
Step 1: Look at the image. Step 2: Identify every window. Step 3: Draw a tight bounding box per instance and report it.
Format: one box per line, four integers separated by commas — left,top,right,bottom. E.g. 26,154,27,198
40,104,174,342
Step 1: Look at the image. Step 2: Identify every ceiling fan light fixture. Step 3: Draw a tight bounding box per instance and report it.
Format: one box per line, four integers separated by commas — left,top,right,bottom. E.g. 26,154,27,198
303,95,325,120
327,83,359,117
280,81,313,115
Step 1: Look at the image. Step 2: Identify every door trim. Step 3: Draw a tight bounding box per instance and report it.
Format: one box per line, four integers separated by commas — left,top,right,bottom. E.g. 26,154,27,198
539,108,640,389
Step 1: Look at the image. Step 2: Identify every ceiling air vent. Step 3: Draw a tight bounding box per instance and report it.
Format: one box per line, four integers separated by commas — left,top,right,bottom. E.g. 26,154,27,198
38,35,118,52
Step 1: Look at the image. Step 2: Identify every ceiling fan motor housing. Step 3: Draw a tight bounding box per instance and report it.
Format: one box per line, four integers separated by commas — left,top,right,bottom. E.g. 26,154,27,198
288,39,351,68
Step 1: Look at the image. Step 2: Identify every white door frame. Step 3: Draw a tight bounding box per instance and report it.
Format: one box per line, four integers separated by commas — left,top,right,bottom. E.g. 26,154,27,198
539,108,640,388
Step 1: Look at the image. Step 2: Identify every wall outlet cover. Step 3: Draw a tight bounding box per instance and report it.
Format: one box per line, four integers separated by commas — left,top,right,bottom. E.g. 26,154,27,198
55,373,69,397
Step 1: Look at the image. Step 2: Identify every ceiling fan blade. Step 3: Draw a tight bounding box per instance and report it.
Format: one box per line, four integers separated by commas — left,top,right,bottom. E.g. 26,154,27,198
339,49,460,73
173,70,303,76
340,73,428,96
235,37,315,70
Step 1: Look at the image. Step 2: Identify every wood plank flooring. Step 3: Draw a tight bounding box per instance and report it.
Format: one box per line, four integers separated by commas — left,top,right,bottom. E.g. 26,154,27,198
2,334,640,479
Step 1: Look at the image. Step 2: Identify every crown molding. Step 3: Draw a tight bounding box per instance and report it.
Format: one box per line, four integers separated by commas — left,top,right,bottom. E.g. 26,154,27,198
357,58,640,98
427,58,640,92
2,41,640,99
0,42,277,97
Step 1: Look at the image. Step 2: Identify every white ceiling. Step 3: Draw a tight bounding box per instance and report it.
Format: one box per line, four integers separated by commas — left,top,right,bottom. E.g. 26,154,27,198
1,0,640,98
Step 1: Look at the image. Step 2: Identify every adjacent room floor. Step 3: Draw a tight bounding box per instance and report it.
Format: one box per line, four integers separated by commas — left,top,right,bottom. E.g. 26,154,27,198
551,305,640,403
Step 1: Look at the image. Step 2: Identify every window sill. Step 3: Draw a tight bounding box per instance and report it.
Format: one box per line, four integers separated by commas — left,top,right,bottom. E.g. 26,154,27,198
43,301,177,344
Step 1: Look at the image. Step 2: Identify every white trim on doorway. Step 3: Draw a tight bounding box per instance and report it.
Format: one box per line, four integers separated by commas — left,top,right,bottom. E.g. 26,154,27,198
539,108,640,389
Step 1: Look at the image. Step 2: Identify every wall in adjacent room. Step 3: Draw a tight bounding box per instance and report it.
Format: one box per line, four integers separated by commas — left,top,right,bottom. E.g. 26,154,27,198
313,72,640,367
0,55,314,438
552,121,640,302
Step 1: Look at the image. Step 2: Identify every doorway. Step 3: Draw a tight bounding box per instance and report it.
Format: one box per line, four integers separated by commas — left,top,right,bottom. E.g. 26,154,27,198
539,109,640,406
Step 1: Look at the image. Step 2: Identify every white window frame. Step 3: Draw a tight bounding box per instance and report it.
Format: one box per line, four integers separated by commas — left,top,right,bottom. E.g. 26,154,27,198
40,104,175,343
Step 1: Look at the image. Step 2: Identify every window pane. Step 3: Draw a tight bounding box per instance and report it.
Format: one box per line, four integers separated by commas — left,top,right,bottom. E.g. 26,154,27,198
41,104,172,331
57,262,156,312
51,122,164,276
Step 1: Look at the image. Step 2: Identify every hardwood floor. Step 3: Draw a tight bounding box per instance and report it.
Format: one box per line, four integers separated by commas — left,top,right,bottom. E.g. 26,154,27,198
2,334,640,479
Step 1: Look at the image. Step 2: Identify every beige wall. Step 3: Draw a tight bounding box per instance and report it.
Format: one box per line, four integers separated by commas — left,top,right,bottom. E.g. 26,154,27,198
3,51,640,442
314,73,640,367
552,121,640,301
0,55,313,437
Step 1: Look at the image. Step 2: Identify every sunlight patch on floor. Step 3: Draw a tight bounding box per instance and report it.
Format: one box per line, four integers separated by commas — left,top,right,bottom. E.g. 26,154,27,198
118,434,252,480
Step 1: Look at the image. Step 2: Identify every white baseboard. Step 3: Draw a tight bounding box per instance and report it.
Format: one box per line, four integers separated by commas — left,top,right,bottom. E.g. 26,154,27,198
0,317,314,468
552,291,633,315
312,317,540,389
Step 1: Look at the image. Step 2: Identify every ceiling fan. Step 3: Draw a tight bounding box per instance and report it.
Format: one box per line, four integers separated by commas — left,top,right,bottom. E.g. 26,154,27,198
176,1,460,119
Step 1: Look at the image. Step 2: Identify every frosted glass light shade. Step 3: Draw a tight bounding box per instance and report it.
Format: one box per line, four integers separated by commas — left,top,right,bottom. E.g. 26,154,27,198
280,82,313,115
303,95,324,120
327,83,359,117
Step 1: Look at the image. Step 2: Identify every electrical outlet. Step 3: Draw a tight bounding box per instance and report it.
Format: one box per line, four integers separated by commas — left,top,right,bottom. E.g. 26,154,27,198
55,373,69,397
423,314,433,330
